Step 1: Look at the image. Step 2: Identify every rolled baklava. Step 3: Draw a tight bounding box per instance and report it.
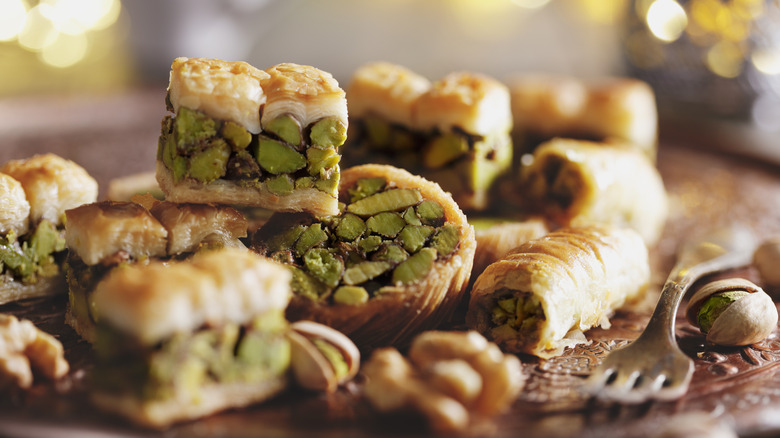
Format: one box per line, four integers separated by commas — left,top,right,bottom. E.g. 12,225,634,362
0,154,97,304
89,247,291,429
508,75,658,160
157,58,347,217
470,217,548,277
252,164,476,349
64,200,247,342
345,63,513,211
519,138,668,246
466,225,650,358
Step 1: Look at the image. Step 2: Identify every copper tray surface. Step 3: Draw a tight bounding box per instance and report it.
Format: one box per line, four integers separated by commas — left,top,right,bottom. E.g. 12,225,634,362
1,91,780,437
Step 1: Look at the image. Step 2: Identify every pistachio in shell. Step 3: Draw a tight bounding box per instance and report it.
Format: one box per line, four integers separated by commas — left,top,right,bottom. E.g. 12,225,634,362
685,278,778,346
287,320,360,393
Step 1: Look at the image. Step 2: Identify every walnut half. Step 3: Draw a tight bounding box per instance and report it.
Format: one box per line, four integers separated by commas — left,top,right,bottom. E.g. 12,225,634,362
362,330,524,432
0,314,69,388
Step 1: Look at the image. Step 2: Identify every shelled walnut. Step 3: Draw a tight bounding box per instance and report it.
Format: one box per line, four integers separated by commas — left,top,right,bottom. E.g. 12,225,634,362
0,314,69,388
362,330,524,432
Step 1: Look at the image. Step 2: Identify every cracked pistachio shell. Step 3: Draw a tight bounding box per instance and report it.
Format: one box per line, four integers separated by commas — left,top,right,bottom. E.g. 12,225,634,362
686,278,778,346
287,320,360,393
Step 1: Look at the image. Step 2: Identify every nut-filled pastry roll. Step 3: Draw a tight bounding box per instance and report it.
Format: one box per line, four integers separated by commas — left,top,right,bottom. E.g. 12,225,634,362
64,199,248,343
470,217,549,277
345,63,512,211
519,138,667,246
89,248,291,429
252,164,476,350
0,154,97,304
509,75,657,160
157,58,347,217
467,225,649,359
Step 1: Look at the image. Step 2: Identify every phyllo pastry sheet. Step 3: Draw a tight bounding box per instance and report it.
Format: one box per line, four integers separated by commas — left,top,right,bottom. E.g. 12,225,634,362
89,248,291,429
466,225,649,359
344,62,513,211
0,154,97,304
508,74,657,161
64,199,248,343
252,164,476,350
157,57,347,217
518,138,668,246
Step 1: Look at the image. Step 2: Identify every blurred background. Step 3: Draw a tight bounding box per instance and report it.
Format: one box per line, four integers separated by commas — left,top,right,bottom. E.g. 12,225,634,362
0,0,779,187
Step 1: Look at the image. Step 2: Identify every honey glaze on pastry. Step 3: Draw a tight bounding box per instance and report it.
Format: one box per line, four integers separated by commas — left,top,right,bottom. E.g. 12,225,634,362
158,58,347,217
252,164,476,350
467,225,650,359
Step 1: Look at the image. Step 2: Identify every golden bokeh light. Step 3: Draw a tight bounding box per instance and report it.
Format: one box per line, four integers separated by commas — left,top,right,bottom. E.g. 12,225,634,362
752,49,780,75
576,0,628,24
7,0,121,68
646,0,688,42
0,0,27,42
706,40,744,78
40,31,88,68
510,0,551,9
18,4,59,50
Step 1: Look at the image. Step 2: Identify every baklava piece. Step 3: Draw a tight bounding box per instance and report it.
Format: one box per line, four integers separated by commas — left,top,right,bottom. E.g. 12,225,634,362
89,248,291,428
345,63,513,211
519,138,668,246
509,75,658,160
0,154,97,304
64,200,248,342
157,58,347,217
467,225,649,358
252,164,476,350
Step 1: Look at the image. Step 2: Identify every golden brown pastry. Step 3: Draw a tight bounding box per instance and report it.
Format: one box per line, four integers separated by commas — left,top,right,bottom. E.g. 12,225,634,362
509,74,657,160
64,200,248,343
252,164,476,350
157,58,347,217
519,138,668,246
0,154,97,304
89,248,291,429
466,225,650,358
344,63,513,211
470,217,549,277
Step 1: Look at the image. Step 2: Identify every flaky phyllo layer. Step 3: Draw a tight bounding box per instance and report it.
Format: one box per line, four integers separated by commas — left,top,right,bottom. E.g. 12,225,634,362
158,58,348,217
344,63,513,211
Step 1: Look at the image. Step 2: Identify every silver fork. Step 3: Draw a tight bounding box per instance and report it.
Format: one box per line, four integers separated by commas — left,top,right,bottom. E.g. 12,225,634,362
583,225,756,403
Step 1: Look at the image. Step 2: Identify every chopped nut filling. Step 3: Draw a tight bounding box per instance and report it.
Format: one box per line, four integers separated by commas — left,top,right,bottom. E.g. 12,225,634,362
158,106,344,197
253,177,461,304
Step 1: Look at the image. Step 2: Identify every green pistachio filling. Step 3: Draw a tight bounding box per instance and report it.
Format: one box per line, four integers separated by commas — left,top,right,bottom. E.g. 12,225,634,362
253,177,461,304
489,291,546,344
0,220,66,284
697,290,749,333
158,106,345,197
91,311,290,402
343,114,512,209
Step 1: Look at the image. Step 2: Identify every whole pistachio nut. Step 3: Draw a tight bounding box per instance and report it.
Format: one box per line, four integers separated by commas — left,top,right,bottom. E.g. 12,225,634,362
685,278,778,346
753,236,780,288
287,320,360,393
